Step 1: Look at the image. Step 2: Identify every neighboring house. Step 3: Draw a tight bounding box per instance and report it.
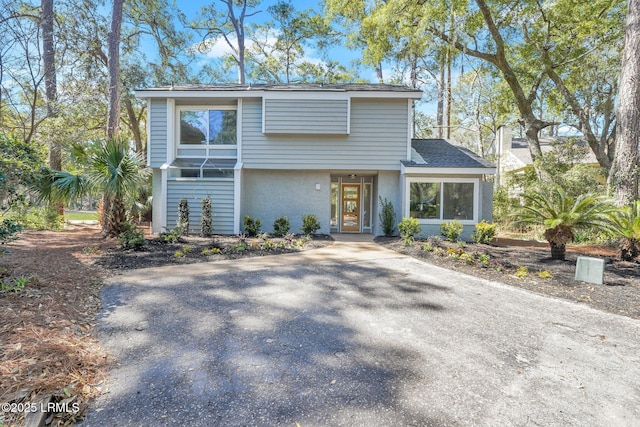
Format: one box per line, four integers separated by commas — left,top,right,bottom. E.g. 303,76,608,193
135,83,495,238
495,126,599,187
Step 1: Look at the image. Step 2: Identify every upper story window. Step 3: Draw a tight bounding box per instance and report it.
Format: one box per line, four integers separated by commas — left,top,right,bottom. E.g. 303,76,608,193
179,108,237,145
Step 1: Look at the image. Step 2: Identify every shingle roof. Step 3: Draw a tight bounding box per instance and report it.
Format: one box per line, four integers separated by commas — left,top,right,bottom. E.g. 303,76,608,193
403,139,495,169
139,83,422,94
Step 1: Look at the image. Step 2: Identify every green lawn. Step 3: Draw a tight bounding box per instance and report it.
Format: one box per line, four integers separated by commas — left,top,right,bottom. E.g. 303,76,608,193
64,211,98,221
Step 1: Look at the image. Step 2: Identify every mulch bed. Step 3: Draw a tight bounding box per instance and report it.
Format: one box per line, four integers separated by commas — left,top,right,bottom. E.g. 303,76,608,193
94,233,334,272
375,236,640,320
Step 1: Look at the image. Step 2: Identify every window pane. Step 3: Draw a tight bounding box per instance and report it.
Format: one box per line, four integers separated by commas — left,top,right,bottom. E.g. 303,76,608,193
363,183,371,228
330,182,338,227
443,183,474,220
209,110,237,145
202,169,234,178
180,169,200,178
410,182,440,219
180,110,207,144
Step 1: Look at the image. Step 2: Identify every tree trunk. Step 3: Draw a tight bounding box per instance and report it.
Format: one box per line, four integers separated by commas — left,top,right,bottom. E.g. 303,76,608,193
124,97,144,155
41,0,63,215
436,61,444,139
445,46,452,140
549,242,566,260
609,0,640,206
107,0,123,138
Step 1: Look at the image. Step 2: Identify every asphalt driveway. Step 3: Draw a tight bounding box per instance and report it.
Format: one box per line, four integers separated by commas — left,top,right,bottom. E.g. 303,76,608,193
83,241,640,426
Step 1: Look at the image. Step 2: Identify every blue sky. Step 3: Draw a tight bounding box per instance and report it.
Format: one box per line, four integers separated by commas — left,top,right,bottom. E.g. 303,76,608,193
174,0,375,82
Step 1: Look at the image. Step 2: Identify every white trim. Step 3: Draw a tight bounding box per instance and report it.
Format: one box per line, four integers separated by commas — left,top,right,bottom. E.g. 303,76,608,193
136,89,423,100
175,105,239,150
168,178,235,182
403,176,480,225
346,97,351,135
237,98,243,162
160,166,168,231
145,98,151,167
233,162,243,234
261,98,266,134
407,99,413,161
401,163,496,176
167,99,175,164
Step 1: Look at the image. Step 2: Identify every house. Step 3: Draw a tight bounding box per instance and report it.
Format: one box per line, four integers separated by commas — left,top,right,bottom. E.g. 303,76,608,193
135,83,495,238
494,126,599,187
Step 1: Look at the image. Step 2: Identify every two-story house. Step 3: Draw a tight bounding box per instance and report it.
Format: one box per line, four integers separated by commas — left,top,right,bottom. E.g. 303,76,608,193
135,83,495,238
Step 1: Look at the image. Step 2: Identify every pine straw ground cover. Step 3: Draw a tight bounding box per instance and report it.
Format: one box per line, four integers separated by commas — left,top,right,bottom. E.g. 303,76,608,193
0,226,332,426
1,227,112,426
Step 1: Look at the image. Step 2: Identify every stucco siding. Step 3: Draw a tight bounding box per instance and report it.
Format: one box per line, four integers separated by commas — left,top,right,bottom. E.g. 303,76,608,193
242,98,409,170
149,98,167,167
375,171,401,236
166,180,234,234
241,170,330,235
263,99,348,134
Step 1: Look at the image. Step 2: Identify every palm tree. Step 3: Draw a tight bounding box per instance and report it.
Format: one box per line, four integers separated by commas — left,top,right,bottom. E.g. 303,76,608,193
612,200,640,261
38,137,149,237
510,188,617,260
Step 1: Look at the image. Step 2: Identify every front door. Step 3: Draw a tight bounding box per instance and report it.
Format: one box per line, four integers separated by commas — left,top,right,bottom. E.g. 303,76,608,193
341,183,360,232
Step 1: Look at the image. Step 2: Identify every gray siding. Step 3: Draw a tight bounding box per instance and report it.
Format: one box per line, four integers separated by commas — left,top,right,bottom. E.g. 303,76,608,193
243,98,409,170
263,99,348,134
166,180,234,234
149,98,167,167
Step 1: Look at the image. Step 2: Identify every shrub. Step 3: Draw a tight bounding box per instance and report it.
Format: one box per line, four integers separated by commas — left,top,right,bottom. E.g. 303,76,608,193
514,266,528,278
611,200,640,261
118,223,147,250
440,220,463,242
427,235,443,247
472,220,497,244
157,226,184,243
378,196,396,236
0,219,22,245
301,214,321,235
398,217,421,245
538,270,553,279
201,198,212,237
202,247,221,255
243,215,262,236
509,188,617,260
273,216,290,237
178,198,189,235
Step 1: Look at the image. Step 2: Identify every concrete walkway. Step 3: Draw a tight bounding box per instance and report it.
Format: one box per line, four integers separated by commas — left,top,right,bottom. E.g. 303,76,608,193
84,240,640,426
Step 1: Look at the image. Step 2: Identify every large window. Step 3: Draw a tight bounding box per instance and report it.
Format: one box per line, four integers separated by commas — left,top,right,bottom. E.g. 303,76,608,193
179,109,237,145
408,179,477,222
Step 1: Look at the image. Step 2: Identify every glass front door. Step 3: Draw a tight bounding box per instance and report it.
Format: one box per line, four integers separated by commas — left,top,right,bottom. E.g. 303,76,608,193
341,184,360,232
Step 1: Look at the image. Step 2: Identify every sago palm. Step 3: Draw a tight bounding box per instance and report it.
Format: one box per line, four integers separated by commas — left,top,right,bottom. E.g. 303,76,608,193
612,200,640,261
510,188,617,260
38,137,148,237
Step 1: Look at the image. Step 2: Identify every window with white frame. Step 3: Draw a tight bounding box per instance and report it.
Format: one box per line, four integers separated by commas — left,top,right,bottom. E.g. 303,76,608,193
179,108,237,145
407,178,478,222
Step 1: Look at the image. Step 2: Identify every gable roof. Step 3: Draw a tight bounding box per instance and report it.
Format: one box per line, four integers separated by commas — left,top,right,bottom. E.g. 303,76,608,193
403,139,495,172
136,83,423,99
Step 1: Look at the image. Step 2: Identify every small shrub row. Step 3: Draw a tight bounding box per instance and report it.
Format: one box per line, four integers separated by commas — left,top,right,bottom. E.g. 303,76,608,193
395,219,496,244
243,214,321,237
